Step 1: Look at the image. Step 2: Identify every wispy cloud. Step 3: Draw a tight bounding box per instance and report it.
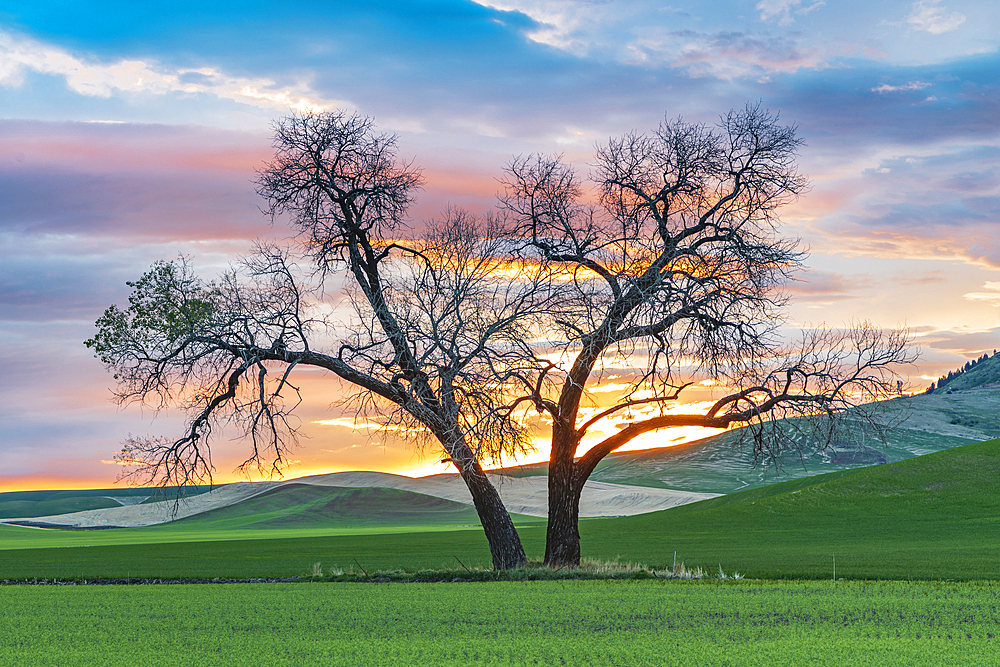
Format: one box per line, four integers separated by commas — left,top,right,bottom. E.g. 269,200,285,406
964,282,1000,304
0,28,342,112
920,327,1000,355
907,0,966,34
871,80,932,93
476,0,834,78
0,120,278,242
313,417,420,434
471,0,614,55
756,0,826,26
627,30,831,78
784,268,869,302
802,144,1000,267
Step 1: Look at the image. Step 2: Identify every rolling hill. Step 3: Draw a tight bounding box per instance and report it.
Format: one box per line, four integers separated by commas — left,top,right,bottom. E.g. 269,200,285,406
579,437,1000,579
0,473,717,529
164,484,494,530
0,486,213,520
1,438,997,580
6,355,1000,531
506,377,1000,494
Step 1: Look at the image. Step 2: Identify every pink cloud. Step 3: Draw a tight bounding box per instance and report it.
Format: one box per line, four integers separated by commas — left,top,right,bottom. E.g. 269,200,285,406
784,267,870,302
0,120,269,173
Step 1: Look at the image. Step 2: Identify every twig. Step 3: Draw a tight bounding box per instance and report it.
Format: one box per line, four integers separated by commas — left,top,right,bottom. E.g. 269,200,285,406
353,557,370,579
454,556,473,575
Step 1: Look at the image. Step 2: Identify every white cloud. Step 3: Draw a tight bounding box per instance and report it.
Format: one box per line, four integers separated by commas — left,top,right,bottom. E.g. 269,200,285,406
473,0,597,54
0,29,346,113
756,0,826,26
907,0,966,34
475,0,834,78
871,81,932,93
627,30,830,78
964,282,1000,305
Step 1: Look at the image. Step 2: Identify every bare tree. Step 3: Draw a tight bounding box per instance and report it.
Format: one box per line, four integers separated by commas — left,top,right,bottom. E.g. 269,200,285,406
499,103,914,567
87,111,549,570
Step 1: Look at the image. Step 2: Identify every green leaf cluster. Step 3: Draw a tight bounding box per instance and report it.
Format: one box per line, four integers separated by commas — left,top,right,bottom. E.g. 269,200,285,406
84,260,220,368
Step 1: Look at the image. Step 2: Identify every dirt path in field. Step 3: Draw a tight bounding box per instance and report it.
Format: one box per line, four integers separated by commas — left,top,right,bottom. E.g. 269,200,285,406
0,474,719,528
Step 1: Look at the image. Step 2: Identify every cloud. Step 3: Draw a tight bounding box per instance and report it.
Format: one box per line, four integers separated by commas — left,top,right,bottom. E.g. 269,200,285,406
3,0,1000,490
477,0,835,79
805,145,1000,267
907,0,966,34
871,81,932,93
626,30,831,78
784,268,868,302
894,270,948,286
471,0,591,54
756,0,826,26
0,244,137,322
479,0,835,71
0,120,280,242
471,0,663,57
0,28,343,113
768,56,1000,270
920,327,1000,355
769,53,1000,157
313,417,420,434
963,282,1000,305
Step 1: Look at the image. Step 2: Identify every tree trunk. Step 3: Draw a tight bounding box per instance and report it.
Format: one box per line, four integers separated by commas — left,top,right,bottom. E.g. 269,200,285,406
460,462,528,570
544,452,583,567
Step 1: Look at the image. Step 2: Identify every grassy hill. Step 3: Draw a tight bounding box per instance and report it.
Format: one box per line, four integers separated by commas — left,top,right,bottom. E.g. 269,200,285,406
583,419,973,493
580,437,1000,579
10,360,1000,525
504,420,975,494
165,484,529,531
504,381,1000,493
1,439,998,581
0,486,214,520
931,350,1000,392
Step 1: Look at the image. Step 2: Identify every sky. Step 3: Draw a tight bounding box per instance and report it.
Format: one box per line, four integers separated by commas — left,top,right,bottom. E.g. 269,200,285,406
1,0,998,491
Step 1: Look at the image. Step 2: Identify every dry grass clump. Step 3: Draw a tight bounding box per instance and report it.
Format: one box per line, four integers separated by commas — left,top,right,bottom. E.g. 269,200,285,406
307,557,743,582
576,557,649,575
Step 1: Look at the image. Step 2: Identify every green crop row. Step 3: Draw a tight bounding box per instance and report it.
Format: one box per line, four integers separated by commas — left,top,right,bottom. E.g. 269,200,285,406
2,580,998,666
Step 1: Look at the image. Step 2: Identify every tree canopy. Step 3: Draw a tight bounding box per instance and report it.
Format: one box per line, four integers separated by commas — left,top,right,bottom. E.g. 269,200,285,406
499,104,913,565
88,105,913,570
88,111,554,569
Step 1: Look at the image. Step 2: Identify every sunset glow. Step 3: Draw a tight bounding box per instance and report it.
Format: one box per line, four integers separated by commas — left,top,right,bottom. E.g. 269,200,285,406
1,1,998,492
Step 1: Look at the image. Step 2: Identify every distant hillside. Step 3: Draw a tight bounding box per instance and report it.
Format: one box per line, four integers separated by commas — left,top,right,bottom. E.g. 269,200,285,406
505,383,1000,494
0,486,214,520
507,426,971,494
580,438,1000,579
930,350,1000,392
163,484,503,530
9,366,1000,522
